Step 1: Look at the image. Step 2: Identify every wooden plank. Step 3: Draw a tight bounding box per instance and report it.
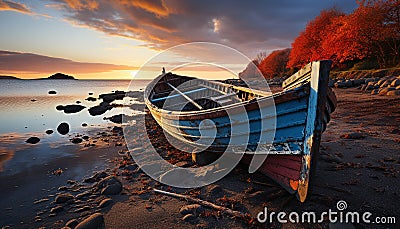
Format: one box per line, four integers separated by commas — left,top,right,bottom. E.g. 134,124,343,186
166,83,203,110
297,60,331,202
282,62,312,90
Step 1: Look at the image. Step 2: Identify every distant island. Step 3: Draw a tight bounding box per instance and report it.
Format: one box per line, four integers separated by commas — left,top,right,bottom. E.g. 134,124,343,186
46,73,76,80
0,75,20,80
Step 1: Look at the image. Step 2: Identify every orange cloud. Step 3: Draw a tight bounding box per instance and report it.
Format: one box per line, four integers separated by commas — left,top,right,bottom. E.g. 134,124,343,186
64,0,98,10
119,0,171,17
0,0,31,14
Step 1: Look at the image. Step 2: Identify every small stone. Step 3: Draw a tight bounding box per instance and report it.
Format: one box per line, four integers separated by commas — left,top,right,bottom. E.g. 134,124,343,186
62,105,86,114
387,90,400,96
56,105,65,111
55,193,74,204
98,198,112,208
182,214,196,222
45,129,54,135
50,205,63,213
97,176,122,195
58,186,69,191
71,137,83,144
57,122,70,135
73,205,91,213
48,90,57,94
75,213,104,229
26,137,40,144
179,204,203,215
65,219,79,228
81,123,88,127
340,132,365,139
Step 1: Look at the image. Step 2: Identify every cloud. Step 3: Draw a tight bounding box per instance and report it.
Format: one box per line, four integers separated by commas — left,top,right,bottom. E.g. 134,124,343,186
0,50,136,74
0,0,31,14
50,0,357,57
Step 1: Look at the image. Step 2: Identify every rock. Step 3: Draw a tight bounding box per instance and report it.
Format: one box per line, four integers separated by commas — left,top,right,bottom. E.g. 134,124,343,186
56,105,65,111
66,219,79,229
55,193,74,204
26,137,40,144
88,92,93,95
378,87,395,95
96,176,122,195
57,122,70,135
182,214,196,222
99,91,126,103
48,73,75,80
391,79,400,87
85,97,97,102
73,205,91,213
50,205,63,213
88,104,110,116
76,101,81,104
340,132,365,139
45,129,54,134
75,213,104,229
387,90,400,96
104,114,123,124
206,184,224,198
179,204,203,215
82,136,89,141
371,89,379,95
98,198,112,208
71,137,83,144
84,171,108,183
48,90,57,94
62,105,86,114
82,123,88,127
112,126,123,133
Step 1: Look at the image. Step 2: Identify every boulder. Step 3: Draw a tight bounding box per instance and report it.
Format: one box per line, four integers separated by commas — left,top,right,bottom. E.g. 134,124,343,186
71,137,83,144
45,129,54,135
98,198,112,208
26,137,40,144
65,219,79,229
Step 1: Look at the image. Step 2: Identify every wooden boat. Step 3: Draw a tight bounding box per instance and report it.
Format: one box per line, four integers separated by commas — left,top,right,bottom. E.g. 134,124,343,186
144,60,337,202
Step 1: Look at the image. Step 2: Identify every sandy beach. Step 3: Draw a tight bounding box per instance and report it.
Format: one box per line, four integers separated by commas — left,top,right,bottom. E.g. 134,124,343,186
1,86,398,229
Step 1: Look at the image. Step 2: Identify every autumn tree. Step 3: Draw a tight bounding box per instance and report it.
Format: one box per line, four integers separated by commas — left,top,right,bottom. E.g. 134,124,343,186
259,48,291,78
287,8,344,69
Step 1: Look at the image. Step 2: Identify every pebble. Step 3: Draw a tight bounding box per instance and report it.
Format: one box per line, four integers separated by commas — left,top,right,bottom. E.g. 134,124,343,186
75,213,104,229
179,204,203,215
340,132,365,139
71,137,83,144
96,176,122,195
48,90,57,94
55,193,74,204
57,122,70,135
73,205,91,213
45,129,54,134
26,137,40,144
50,205,63,213
182,214,196,222
65,219,79,228
98,198,112,208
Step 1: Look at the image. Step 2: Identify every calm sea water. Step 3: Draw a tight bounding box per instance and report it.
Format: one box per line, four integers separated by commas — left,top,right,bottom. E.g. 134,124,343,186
0,79,149,174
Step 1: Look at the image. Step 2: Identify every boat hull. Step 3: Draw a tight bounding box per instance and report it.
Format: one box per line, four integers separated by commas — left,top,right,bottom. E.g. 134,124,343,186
144,60,336,202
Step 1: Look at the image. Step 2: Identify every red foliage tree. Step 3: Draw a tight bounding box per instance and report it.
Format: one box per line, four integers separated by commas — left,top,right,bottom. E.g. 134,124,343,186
259,48,291,78
287,9,344,69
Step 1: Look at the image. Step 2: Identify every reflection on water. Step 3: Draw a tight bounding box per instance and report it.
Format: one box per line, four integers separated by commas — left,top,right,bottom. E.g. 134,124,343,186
0,79,149,175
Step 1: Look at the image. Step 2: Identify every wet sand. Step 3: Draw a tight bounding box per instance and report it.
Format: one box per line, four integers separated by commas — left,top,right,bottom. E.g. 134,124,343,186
1,88,399,229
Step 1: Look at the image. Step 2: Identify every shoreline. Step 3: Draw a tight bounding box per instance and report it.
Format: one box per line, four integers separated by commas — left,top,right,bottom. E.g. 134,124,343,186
0,87,399,228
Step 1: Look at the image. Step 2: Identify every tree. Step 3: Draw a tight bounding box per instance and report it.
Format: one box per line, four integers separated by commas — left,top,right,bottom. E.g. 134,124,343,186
259,48,291,78
287,8,344,69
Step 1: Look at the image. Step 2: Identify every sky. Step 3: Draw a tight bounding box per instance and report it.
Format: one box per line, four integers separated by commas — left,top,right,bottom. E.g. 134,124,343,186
0,0,358,79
